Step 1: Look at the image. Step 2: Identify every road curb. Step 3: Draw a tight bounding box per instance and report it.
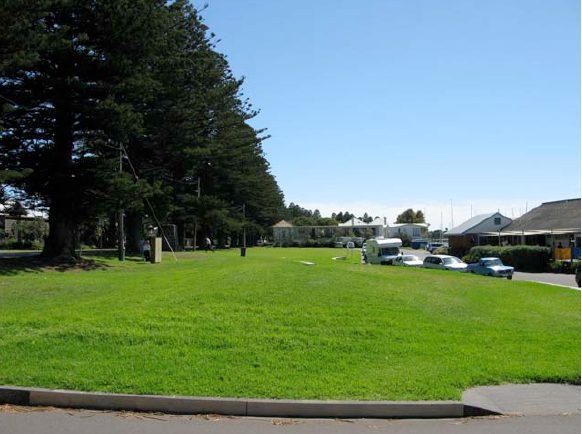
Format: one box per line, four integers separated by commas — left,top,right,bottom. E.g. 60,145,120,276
0,386,497,419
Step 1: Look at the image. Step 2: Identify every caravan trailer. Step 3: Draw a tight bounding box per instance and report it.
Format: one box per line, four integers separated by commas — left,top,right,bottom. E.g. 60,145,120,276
365,238,403,265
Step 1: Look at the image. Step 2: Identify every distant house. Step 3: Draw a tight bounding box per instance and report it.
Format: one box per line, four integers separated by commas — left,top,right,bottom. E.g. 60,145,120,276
0,213,49,247
338,217,385,238
445,212,512,256
387,223,429,240
272,220,295,244
271,217,389,246
0,214,49,234
501,199,581,254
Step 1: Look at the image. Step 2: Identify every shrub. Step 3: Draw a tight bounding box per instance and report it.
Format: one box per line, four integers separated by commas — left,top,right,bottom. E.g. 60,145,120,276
399,233,412,247
466,245,552,272
548,260,580,274
278,238,337,248
432,246,449,255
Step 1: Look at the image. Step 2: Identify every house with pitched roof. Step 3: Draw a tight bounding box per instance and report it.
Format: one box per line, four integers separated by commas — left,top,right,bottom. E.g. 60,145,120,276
445,212,512,256
271,216,388,246
338,217,386,238
387,223,429,240
272,220,294,244
501,199,580,256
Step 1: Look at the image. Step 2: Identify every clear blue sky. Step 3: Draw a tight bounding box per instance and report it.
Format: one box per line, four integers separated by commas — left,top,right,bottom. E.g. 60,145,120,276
201,0,580,229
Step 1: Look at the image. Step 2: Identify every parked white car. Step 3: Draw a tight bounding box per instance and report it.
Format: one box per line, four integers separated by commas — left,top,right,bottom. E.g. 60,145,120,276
393,254,423,267
423,255,468,272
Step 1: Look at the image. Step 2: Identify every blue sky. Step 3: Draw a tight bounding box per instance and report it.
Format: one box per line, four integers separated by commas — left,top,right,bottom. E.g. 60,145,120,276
201,0,580,229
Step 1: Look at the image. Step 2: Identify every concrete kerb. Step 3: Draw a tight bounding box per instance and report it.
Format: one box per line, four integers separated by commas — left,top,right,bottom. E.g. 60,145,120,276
0,386,495,419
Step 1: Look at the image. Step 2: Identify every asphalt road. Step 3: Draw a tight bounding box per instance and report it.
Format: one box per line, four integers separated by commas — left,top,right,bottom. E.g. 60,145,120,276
0,409,579,434
400,249,579,289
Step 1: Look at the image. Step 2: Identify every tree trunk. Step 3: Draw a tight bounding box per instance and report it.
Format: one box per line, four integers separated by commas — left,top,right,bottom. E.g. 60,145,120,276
43,203,77,259
176,220,185,251
41,85,78,260
126,211,143,254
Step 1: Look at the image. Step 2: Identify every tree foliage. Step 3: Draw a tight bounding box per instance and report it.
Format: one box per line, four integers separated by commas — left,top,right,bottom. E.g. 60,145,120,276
395,209,425,224
0,0,284,257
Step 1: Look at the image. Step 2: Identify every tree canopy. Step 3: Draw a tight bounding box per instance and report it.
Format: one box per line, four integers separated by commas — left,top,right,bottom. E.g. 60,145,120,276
395,209,425,224
0,0,284,258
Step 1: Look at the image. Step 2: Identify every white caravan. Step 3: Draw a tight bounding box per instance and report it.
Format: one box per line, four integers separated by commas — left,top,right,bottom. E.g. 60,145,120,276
365,238,403,265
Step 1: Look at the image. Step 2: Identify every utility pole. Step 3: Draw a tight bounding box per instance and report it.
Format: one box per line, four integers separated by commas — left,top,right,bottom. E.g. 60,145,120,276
193,177,200,251
118,144,125,261
241,203,247,257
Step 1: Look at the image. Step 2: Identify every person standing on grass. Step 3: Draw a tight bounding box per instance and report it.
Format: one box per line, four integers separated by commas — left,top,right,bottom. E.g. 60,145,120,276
142,239,151,261
204,237,213,252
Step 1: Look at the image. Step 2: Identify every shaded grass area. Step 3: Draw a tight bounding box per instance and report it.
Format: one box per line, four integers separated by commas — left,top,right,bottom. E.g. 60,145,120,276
0,254,109,276
0,248,579,400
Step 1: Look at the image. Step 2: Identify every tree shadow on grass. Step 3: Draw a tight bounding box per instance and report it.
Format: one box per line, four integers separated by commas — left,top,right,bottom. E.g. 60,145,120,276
81,250,146,263
0,254,110,276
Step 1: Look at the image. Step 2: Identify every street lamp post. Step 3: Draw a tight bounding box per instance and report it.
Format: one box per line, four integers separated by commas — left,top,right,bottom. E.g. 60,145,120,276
193,177,200,251
241,203,246,257
118,143,125,261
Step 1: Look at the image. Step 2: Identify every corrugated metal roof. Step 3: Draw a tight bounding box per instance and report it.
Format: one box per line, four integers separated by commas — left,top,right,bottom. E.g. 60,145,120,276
445,213,498,235
503,199,580,232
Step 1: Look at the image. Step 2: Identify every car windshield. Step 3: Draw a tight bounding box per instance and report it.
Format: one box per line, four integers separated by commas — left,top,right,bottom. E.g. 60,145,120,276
483,259,502,267
380,247,399,256
443,257,461,265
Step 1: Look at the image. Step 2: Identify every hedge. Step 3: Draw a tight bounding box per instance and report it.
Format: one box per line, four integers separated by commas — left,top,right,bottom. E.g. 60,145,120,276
463,245,552,272
278,238,337,248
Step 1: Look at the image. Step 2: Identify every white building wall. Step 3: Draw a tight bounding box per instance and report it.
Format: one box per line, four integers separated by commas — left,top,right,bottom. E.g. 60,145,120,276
387,224,428,239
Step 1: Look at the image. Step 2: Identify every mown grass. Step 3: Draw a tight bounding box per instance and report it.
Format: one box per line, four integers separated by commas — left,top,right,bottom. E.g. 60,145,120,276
0,248,579,400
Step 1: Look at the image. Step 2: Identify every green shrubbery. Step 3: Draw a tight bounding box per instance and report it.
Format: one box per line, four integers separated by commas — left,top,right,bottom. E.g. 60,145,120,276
432,246,450,255
547,260,580,274
279,238,336,248
0,219,47,250
462,245,552,272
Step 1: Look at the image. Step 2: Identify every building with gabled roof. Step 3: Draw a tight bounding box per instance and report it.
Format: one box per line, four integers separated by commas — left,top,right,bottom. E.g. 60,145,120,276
500,199,580,252
271,217,386,246
338,217,385,237
445,212,512,256
387,223,429,240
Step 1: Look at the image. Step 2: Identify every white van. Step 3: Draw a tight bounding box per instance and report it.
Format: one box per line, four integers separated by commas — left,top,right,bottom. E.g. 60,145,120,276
365,238,403,265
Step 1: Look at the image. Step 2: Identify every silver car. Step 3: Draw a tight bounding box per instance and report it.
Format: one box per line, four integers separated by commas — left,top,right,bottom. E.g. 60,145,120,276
423,255,468,272
393,254,423,267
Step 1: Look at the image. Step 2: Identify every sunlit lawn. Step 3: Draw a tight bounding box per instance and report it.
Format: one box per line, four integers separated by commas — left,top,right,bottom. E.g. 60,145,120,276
0,248,579,400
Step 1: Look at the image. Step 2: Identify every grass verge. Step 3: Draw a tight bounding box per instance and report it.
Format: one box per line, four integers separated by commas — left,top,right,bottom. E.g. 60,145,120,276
0,248,579,400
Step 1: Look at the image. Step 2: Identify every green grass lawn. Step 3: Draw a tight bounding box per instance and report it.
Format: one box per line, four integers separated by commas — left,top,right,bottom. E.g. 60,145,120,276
0,248,579,401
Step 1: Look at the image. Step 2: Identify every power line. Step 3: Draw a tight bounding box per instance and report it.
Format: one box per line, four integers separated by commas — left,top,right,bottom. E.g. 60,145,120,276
120,143,178,262
0,93,18,106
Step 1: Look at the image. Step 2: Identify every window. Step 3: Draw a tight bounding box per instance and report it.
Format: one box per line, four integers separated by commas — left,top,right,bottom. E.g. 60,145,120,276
413,228,420,236
494,217,501,225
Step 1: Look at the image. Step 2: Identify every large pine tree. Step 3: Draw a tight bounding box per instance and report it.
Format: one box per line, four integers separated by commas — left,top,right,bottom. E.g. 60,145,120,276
0,0,284,257
0,0,170,258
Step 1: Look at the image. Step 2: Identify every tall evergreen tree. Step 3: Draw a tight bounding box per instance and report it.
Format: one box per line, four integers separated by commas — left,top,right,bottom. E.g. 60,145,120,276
1,1,285,256
0,0,170,258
